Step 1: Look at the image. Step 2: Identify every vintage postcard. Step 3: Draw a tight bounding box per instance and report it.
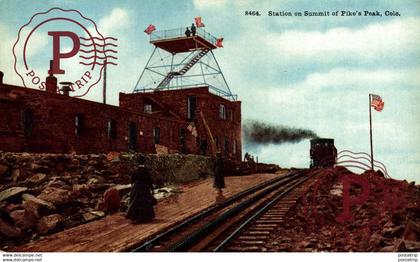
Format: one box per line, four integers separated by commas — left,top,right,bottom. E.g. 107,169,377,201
0,0,419,260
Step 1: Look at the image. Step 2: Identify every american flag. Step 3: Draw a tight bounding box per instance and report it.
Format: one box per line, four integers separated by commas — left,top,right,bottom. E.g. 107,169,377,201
144,24,156,35
371,94,384,112
194,17,205,27
187,122,198,137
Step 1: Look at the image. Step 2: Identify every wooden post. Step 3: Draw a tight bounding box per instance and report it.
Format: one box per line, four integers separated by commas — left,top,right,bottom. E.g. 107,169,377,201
369,94,374,170
200,111,217,156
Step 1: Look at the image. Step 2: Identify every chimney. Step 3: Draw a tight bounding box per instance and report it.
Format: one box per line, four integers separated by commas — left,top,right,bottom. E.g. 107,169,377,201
0,71,4,84
46,60,57,94
59,82,73,96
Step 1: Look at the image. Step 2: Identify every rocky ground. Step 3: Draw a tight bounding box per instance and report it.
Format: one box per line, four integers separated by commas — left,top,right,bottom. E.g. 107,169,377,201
267,167,420,252
0,152,212,250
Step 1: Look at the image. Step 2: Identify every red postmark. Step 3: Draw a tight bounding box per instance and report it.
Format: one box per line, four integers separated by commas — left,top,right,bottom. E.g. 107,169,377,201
13,7,118,97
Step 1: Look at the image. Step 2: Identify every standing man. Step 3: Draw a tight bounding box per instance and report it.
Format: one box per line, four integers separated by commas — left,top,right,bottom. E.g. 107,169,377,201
185,27,191,37
191,23,196,36
126,156,157,223
213,152,225,190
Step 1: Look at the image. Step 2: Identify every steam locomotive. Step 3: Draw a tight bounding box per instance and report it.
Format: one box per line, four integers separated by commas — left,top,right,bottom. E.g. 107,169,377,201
309,138,337,168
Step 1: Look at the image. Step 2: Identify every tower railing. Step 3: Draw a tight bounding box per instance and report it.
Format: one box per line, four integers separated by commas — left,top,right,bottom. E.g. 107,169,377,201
150,27,217,46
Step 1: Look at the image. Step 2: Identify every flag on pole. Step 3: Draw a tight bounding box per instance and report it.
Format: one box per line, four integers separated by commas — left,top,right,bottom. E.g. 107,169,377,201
216,38,224,47
371,94,384,112
144,24,156,35
194,17,205,27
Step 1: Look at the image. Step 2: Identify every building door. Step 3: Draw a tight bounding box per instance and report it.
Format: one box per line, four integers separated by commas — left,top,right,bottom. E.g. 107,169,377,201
128,122,137,151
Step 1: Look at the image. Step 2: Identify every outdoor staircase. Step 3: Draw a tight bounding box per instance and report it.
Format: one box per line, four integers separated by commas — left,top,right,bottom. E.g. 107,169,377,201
156,48,209,89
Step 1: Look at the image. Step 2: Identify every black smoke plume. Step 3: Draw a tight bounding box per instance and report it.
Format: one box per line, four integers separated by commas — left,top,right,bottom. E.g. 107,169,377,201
243,120,318,145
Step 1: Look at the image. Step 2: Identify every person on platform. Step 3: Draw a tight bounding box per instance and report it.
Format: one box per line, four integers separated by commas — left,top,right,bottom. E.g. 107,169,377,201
191,23,196,36
213,152,225,190
126,156,157,223
185,27,191,37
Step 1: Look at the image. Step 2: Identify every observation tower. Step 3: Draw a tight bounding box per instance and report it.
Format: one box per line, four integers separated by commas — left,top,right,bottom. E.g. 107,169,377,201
133,27,236,100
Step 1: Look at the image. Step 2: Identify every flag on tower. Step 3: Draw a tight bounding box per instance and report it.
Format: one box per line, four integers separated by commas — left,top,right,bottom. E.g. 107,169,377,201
194,17,205,27
371,94,384,112
144,24,156,35
216,38,224,47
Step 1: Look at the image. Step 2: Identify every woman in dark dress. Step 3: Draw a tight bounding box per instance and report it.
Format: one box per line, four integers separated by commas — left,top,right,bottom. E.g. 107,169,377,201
213,152,225,190
126,158,157,223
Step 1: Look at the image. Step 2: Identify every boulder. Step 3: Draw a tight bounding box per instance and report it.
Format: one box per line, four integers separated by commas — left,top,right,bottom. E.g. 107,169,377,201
26,173,47,185
382,221,405,238
22,193,55,217
10,209,37,230
11,168,30,182
30,163,49,173
0,217,21,238
0,164,8,177
82,211,105,222
6,204,21,212
71,184,91,198
368,232,383,248
37,187,71,205
0,187,27,202
402,221,420,242
37,214,63,235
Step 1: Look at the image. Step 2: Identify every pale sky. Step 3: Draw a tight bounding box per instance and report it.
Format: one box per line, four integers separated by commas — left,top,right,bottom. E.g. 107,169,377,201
0,0,419,182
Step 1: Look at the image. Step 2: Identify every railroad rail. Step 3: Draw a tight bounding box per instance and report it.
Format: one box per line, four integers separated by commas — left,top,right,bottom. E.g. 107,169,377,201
130,169,317,252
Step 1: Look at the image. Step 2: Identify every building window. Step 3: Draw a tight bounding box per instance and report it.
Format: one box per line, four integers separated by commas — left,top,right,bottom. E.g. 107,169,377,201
233,140,237,155
107,119,117,139
219,104,226,120
215,136,219,151
230,109,234,122
187,96,197,120
22,109,33,137
75,114,85,136
144,104,152,113
153,127,160,144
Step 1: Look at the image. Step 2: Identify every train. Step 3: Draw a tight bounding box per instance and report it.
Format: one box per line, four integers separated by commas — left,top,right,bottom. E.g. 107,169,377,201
309,138,337,168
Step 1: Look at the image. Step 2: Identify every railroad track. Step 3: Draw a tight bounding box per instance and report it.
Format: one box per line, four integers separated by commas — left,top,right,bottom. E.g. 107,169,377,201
131,169,317,252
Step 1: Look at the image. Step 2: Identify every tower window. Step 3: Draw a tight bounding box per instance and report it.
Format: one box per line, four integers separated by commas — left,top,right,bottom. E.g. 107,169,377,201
187,96,197,120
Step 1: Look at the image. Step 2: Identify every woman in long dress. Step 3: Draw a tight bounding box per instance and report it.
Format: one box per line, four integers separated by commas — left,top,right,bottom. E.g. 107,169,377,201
126,159,157,223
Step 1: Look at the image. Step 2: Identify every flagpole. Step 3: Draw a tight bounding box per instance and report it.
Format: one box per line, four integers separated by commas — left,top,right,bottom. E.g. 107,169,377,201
369,94,374,170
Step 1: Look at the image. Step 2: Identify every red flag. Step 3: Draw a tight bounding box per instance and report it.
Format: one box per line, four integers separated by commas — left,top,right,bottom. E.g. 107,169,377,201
144,24,156,35
216,38,224,48
194,17,205,27
371,94,384,112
